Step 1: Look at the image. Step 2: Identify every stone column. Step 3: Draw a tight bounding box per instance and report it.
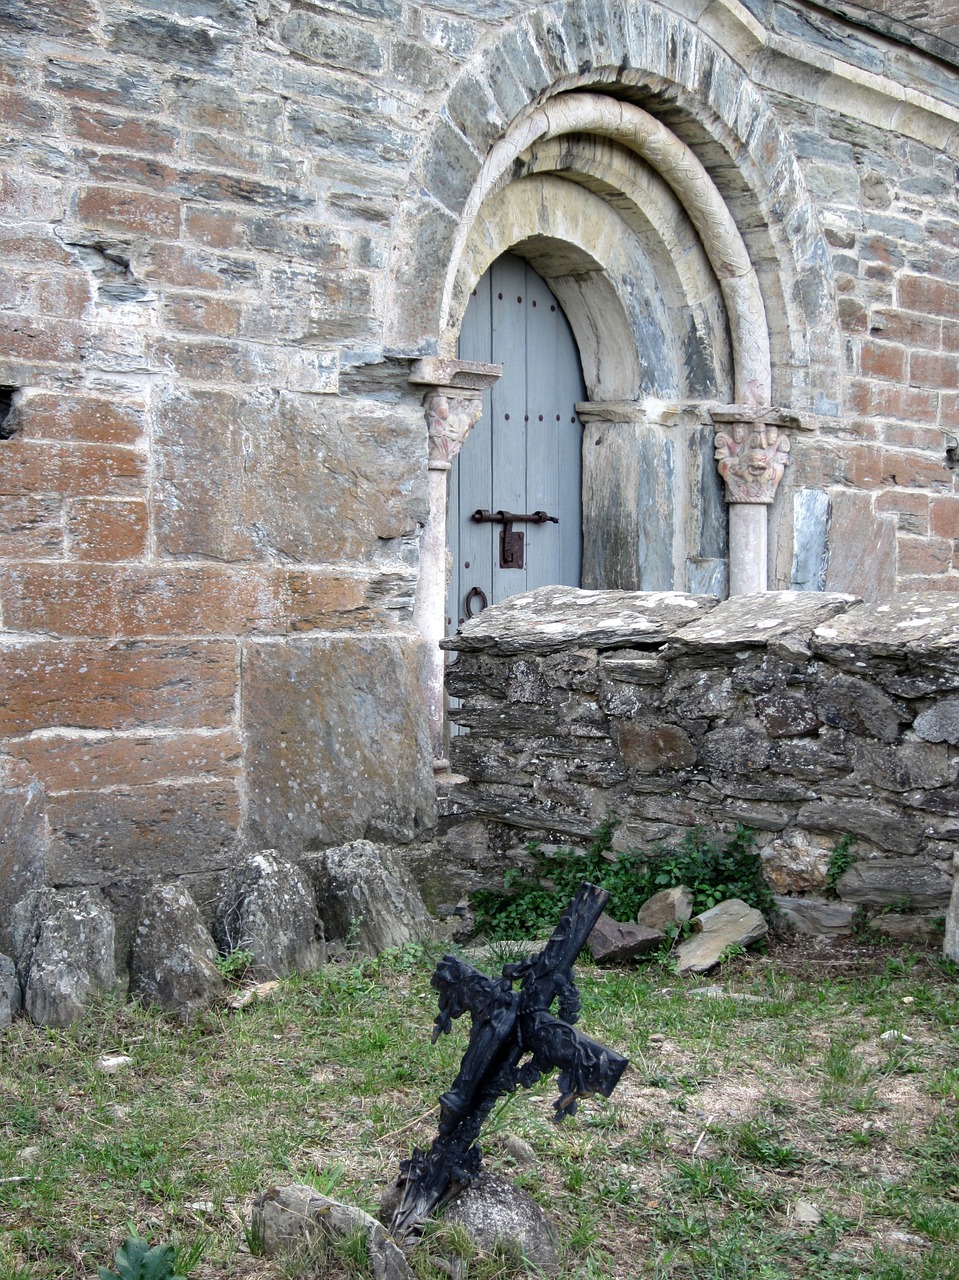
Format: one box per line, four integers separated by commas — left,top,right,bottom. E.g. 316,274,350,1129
710,406,795,596
409,358,501,770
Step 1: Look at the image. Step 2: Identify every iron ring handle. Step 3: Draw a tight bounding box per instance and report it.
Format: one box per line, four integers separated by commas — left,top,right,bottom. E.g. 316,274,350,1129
464,586,488,618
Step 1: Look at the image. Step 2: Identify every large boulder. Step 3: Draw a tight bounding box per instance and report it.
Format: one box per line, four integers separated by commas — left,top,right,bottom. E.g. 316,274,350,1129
12,887,117,1027
674,899,768,975
305,840,434,956
129,883,226,1017
213,851,325,979
773,895,854,937
0,953,22,1026
252,1183,411,1280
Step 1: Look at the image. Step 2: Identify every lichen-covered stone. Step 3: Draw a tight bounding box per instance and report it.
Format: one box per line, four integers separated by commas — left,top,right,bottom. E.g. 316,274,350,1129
128,883,226,1017
213,851,325,979
305,840,434,956
0,953,21,1026
442,1170,560,1277
12,888,116,1028
442,585,715,654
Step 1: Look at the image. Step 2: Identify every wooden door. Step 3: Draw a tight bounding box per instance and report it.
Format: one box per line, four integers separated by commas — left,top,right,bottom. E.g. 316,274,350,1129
448,253,585,630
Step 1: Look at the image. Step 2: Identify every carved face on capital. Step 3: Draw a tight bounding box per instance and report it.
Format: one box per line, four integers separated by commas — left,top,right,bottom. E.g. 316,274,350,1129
714,420,790,503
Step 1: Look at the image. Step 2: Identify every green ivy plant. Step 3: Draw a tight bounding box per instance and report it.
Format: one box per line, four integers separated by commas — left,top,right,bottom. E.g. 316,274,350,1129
98,1236,189,1280
824,834,856,899
472,817,774,939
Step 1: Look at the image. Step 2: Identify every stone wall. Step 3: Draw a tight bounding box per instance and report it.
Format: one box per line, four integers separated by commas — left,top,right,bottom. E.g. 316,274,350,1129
439,588,959,948
0,1,958,948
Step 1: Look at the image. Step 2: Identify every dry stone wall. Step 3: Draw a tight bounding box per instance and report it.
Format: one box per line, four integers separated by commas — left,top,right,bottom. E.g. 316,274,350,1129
441,588,959,949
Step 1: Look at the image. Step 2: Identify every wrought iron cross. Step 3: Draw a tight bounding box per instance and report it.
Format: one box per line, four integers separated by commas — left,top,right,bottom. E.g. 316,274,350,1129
391,881,629,1238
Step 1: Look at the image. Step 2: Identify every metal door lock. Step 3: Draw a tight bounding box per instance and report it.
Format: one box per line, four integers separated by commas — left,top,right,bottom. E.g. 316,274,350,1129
471,509,559,570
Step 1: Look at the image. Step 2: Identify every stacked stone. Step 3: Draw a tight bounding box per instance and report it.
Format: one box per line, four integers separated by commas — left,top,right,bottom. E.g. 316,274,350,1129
442,587,959,948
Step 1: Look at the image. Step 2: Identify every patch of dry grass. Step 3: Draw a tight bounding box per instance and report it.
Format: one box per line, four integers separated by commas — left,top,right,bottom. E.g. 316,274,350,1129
1,935,958,1279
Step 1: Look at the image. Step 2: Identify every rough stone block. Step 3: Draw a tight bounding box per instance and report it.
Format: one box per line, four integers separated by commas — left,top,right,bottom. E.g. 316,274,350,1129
444,586,715,656
305,839,434,956
15,389,144,445
65,498,148,561
615,720,697,773
0,494,63,558
637,885,693,931
772,895,854,936
213,851,325,979
836,857,953,909
914,697,959,744
815,674,908,741
154,388,426,563
760,830,833,893
244,636,435,851
587,911,663,964
13,887,117,1027
128,883,225,1017
13,729,242,795
668,592,857,654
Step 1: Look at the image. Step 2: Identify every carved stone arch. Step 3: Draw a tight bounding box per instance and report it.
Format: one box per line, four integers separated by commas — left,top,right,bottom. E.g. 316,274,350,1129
385,0,841,412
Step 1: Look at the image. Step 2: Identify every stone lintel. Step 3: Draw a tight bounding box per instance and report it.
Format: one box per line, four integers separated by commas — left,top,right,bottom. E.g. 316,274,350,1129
577,399,708,426
409,357,502,392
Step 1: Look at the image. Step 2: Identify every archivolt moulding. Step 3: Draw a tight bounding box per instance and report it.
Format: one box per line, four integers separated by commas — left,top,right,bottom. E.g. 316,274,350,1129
440,92,771,408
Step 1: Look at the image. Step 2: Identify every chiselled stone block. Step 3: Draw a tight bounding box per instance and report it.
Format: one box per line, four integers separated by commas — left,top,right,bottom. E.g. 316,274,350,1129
243,636,435,851
154,388,426,564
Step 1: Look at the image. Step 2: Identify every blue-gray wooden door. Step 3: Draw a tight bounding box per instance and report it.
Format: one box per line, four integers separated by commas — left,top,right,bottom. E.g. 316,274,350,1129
448,253,586,631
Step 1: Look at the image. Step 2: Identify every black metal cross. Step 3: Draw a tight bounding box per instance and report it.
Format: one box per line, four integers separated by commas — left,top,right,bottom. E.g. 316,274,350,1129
390,881,629,1238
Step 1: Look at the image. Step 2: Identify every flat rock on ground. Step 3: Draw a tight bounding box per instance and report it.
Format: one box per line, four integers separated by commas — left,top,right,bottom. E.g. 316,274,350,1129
0,952,21,1026
674,898,768,975
588,912,663,964
252,1183,411,1280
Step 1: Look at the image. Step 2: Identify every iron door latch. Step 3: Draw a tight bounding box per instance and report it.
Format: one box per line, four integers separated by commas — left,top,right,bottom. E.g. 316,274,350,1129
471,508,559,569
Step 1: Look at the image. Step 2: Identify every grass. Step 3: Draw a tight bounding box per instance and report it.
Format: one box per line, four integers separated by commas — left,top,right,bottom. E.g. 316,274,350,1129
1,935,958,1279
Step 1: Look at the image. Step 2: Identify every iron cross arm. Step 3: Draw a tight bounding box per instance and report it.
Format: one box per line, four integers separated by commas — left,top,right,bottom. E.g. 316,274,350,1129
390,881,629,1239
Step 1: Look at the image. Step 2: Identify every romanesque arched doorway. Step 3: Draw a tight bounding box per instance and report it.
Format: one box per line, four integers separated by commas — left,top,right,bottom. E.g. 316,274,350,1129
447,252,586,630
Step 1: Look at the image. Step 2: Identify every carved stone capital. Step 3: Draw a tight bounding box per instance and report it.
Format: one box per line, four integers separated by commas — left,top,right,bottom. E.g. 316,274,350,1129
710,407,792,505
424,391,484,469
